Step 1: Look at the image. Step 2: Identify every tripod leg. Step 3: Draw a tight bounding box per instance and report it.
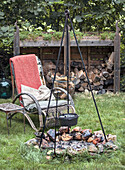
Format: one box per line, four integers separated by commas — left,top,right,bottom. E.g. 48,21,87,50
39,18,67,149
69,16,107,142
65,19,70,114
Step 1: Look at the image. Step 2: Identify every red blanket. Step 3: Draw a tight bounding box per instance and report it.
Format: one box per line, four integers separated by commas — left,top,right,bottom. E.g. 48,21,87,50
10,54,42,94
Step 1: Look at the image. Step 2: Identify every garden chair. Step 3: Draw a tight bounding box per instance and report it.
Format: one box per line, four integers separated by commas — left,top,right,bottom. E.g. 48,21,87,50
10,54,75,132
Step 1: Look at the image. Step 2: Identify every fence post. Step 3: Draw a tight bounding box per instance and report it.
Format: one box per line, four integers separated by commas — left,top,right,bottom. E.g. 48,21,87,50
114,21,120,93
13,22,20,56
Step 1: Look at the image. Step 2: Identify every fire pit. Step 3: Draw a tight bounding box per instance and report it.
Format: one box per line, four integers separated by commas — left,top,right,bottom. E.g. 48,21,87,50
26,127,118,157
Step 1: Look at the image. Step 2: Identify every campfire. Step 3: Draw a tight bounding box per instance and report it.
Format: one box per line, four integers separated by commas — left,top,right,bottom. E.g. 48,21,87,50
25,126,118,156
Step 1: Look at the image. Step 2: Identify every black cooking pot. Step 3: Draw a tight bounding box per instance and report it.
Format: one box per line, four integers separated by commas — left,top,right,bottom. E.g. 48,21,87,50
59,113,78,127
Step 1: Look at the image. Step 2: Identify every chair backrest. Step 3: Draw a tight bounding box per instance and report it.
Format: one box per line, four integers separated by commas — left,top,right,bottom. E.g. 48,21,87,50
10,54,44,95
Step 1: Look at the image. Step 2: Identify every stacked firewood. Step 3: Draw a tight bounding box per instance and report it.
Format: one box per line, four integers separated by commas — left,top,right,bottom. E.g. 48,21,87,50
71,52,114,94
43,52,114,94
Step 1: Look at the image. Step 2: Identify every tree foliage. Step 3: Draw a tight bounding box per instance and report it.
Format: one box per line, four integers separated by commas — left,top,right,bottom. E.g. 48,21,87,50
0,0,125,31
0,0,125,88
0,0,124,53
0,0,124,52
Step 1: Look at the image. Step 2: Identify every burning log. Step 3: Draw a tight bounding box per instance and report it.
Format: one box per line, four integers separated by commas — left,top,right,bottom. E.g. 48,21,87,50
72,126,82,132
74,132,82,140
93,138,101,145
87,137,94,143
59,126,70,134
62,133,73,141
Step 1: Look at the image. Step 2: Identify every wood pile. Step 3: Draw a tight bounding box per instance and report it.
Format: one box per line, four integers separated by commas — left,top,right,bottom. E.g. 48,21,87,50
43,52,114,94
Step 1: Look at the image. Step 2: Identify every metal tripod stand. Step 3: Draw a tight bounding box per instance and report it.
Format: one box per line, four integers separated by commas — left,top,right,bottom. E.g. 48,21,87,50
39,9,107,153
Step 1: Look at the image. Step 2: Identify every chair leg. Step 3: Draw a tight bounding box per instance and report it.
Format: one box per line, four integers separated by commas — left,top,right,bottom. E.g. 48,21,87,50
6,113,9,135
23,113,26,134
24,112,38,132
10,113,11,127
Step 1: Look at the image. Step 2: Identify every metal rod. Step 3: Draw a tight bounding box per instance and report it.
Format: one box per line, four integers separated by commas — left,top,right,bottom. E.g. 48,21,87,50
39,20,67,148
65,10,70,114
54,92,59,156
69,16,107,142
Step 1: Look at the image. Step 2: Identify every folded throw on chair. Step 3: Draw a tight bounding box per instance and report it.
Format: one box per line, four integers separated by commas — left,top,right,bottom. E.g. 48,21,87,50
21,84,55,106
10,54,42,94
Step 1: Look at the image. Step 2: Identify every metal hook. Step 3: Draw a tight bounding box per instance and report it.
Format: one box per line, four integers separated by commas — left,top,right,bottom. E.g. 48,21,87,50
65,9,69,18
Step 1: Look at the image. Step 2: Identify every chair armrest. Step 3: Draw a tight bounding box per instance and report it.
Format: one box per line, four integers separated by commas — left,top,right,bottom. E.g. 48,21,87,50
53,87,75,108
12,93,42,116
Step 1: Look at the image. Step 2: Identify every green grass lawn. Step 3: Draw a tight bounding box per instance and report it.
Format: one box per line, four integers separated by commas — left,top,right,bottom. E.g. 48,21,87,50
0,93,125,170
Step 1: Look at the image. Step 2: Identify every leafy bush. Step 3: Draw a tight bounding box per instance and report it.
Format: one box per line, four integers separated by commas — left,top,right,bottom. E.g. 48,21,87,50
20,31,29,40
53,32,62,40
0,25,13,78
19,27,116,42
42,33,52,41
100,32,115,40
